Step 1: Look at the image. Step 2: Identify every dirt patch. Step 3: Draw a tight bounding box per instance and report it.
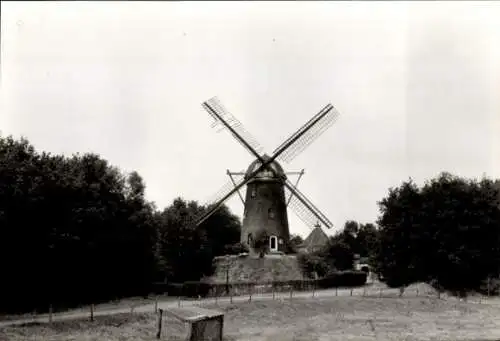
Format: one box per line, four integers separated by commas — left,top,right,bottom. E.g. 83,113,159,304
405,282,438,296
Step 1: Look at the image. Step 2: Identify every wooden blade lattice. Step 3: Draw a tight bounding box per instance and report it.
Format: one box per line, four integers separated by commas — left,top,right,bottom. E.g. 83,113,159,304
284,179,333,229
202,97,264,157
273,104,340,164
191,175,247,225
194,97,338,228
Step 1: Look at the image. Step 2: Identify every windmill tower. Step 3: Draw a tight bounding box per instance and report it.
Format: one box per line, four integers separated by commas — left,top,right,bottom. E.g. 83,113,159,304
242,155,290,254
194,97,339,256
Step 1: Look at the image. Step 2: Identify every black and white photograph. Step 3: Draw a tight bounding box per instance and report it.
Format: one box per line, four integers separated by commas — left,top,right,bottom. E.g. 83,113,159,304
1,1,500,340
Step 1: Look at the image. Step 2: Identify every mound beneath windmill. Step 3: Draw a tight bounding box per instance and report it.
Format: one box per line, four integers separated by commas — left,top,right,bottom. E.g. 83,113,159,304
207,254,305,284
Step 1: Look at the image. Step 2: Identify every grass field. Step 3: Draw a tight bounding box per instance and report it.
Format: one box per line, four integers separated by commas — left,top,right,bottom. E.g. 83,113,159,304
0,295,179,323
2,295,500,341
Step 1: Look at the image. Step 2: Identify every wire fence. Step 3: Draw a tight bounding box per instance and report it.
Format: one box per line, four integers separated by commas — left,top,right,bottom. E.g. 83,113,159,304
8,279,500,328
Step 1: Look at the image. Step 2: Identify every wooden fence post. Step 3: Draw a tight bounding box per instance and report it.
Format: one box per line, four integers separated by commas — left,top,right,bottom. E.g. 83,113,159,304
249,286,252,302
230,286,233,304
90,304,94,322
154,297,158,313
156,309,163,339
272,283,275,300
178,296,181,307
290,285,293,300
487,277,491,298
350,288,353,296
49,305,53,324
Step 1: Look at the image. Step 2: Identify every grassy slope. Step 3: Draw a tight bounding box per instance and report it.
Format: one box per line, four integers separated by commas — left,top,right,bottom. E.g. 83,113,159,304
2,296,500,341
210,255,304,283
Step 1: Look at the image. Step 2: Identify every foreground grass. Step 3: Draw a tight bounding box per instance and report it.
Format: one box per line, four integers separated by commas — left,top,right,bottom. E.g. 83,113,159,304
2,296,500,341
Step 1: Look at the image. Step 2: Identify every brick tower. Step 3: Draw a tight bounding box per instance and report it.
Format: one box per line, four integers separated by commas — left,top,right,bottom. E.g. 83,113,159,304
241,154,290,255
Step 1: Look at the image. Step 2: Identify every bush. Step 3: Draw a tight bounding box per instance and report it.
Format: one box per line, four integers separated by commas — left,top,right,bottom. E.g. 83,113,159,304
181,281,211,297
253,231,270,257
224,242,249,255
154,282,210,297
156,272,367,299
477,278,500,296
298,253,330,278
317,270,367,289
151,282,170,295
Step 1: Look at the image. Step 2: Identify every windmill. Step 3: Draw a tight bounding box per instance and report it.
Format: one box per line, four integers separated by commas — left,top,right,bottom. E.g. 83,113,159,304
193,97,339,255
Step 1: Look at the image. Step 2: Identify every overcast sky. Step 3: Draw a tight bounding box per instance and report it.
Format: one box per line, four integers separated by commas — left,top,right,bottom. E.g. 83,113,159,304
1,1,499,238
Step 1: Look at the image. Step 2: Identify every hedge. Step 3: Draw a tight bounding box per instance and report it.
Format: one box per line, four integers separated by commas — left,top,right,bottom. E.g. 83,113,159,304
317,270,368,289
152,270,367,298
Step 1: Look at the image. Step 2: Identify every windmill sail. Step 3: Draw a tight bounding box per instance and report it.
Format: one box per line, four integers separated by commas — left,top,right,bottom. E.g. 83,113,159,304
194,96,338,232
273,104,340,164
202,97,264,158
227,170,246,206
186,176,245,225
203,178,243,209
284,179,333,229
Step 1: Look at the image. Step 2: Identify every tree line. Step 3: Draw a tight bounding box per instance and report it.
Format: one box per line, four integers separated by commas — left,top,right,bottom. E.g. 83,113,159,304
374,173,500,296
0,135,241,314
298,221,378,278
300,173,500,297
1,134,499,313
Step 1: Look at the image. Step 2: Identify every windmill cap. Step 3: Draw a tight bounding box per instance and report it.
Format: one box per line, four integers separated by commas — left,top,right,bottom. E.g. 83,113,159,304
245,154,286,181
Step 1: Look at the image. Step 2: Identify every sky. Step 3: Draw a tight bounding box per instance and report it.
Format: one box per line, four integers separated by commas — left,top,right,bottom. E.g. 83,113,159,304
1,1,499,238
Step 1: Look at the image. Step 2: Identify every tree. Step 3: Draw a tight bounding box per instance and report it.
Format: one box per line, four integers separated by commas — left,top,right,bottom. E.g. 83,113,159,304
157,198,211,282
374,179,423,287
419,174,500,295
200,205,241,257
319,236,356,271
297,252,330,278
223,242,249,255
374,173,500,295
336,220,360,255
343,220,359,237
0,136,44,312
297,220,377,277
157,198,242,282
122,171,160,295
0,134,162,313
289,234,304,253
356,223,379,262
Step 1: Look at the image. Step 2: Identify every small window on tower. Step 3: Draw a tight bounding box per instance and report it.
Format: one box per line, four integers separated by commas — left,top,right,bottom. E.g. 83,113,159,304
268,208,275,219
269,236,278,252
251,188,257,198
